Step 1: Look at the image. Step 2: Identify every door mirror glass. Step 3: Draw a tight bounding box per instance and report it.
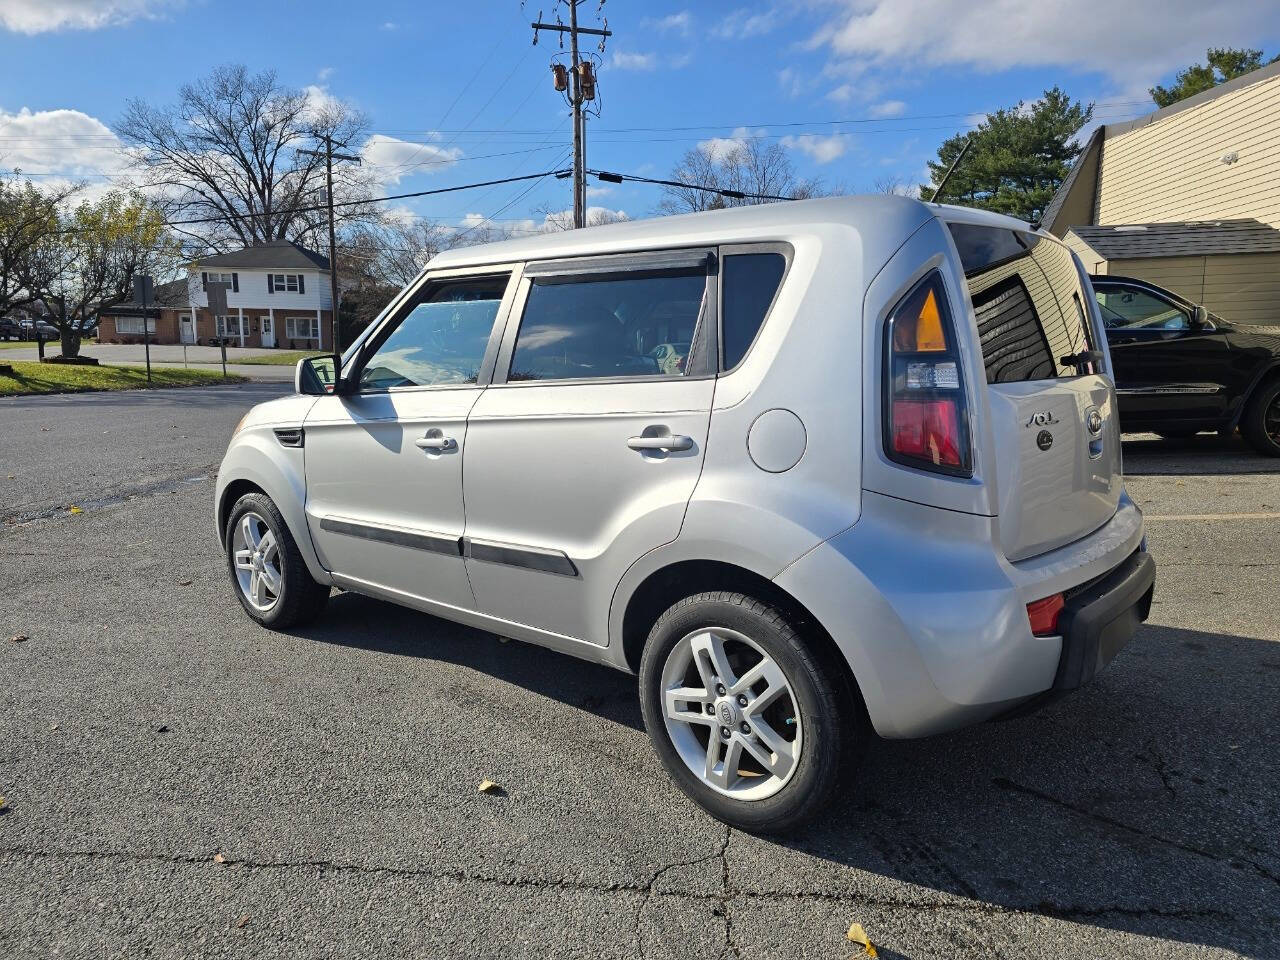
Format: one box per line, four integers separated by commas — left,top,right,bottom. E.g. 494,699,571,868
1192,304,1209,327
296,356,336,395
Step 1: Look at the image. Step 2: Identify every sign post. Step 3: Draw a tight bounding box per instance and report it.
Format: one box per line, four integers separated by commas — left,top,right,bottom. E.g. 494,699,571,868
207,282,229,380
132,275,155,383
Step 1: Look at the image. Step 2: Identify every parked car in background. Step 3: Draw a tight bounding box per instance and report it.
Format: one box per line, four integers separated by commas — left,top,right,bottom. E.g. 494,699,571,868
0,317,21,340
21,318,60,341
1091,275,1280,456
216,198,1154,831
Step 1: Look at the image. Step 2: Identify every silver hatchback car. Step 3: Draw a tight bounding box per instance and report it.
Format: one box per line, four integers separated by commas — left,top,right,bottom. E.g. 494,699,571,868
216,197,1155,831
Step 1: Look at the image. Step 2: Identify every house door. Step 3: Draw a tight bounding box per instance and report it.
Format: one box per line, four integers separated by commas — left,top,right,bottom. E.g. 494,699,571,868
180,314,195,344
261,315,275,348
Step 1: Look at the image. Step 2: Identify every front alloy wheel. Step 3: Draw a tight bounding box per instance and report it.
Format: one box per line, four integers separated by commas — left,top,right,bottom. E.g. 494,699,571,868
224,491,330,628
660,627,802,801
231,511,282,612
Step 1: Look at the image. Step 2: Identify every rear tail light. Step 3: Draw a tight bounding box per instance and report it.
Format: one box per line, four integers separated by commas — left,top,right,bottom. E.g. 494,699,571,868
884,274,972,475
1026,593,1065,636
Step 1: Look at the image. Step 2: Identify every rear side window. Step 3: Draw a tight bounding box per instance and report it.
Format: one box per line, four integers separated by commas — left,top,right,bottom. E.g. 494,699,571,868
721,252,785,369
947,223,1094,383
509,269,707,381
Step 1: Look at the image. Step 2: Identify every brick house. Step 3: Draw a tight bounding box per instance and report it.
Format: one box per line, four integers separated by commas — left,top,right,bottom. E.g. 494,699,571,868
96,240,333,349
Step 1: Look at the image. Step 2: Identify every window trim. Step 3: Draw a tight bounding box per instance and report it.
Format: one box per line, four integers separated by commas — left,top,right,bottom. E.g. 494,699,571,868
344,265,520,395
489,246,720,388
1092,281,1195,334
284,315,321,341
716,241,794,374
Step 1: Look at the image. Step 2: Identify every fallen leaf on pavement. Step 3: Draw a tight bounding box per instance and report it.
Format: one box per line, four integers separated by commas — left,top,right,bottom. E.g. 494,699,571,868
477,779,503,795
68,506,82,514
9,635,28,643
50,723,60,731
0,796,7,813
236,914,250,929
214,853,227,864
157,725,170,733
847,922,878,957
177,580,192,587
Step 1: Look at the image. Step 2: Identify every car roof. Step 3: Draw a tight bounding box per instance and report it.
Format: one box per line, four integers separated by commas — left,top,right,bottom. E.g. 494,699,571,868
426,194,1023,272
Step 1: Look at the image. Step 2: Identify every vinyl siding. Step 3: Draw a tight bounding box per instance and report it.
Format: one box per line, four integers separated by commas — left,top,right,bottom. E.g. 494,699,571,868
1096,72,1280,229
1088,253,1280,325
185,269,333,310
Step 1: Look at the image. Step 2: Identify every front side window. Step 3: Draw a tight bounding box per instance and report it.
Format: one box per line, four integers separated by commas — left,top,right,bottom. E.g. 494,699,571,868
1095,286,1190,331
359,276,508,390
509,269,707,382
947,223,1095,383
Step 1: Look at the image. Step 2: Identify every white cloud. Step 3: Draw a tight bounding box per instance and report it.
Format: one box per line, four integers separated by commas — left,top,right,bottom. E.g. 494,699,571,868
643,11,691,34
0,0,180,33
0,106,133,184
781,133,848,164
361,134,463,185
612,50,658,71
869,99,906,118
777,67,807,98
317,66,334,82
381,21,397,31
714,7,779,39
809,0,1280,87
826,84,855,103
697,126,764,162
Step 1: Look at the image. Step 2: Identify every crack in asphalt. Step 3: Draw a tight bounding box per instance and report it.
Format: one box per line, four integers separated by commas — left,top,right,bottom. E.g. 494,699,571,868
0,842,1249,929
991,776,1280,889
2,465,219,526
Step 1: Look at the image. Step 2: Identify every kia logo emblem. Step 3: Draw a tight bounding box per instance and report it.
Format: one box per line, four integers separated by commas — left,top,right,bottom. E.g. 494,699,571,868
718,703,733,725
1087,410,1103,435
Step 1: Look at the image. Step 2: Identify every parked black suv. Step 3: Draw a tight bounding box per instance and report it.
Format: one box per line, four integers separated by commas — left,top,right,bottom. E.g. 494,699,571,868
1091,275,1280,456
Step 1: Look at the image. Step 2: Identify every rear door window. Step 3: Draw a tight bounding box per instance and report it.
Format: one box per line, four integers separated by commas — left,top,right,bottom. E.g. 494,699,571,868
947,223,1094,383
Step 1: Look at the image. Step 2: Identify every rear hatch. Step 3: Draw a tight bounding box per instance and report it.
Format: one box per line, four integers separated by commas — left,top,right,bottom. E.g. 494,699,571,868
947,222,1121,561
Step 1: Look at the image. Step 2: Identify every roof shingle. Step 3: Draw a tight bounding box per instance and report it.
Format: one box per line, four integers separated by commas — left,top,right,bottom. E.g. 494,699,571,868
1068,219,1280,260
191,240,329,271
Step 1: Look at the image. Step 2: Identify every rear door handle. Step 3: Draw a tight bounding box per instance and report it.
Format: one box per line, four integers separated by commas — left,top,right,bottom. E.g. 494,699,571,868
628,434,693,452
415,436,457,451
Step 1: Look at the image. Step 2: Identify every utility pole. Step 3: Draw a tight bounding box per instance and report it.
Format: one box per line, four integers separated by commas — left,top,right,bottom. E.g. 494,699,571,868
532,1,610,228
298,136,361,373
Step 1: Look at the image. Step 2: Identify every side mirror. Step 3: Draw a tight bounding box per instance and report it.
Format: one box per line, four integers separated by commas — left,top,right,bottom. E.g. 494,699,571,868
296,356,338,395
1192,305,1209,327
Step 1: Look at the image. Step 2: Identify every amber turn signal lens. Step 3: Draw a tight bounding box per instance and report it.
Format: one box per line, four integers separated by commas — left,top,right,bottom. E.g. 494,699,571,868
892,286,948,353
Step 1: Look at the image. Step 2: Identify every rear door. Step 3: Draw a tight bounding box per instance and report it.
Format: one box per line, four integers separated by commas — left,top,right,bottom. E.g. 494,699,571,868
461,249,717,645
303,268,517,611
947,222,1121,561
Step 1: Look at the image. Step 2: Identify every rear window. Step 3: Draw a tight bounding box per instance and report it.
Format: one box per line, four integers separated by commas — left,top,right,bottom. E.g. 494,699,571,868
947,223,1094,383
721,252,786,369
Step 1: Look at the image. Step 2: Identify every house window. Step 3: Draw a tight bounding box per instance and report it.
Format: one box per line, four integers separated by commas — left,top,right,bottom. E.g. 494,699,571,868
207,272,235,285
115,317,156,335
273,274,301,293
216,316,245,338
285,316,320,340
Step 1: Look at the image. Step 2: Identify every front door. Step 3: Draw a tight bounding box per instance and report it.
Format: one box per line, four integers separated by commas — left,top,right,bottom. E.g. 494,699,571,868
1095,280,1232,426
462,251,716,645
180,314,196,344
303,270,515,613
261,315,275,348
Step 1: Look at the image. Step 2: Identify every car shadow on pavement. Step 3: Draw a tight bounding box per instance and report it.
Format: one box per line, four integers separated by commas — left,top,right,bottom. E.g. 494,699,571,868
1122,432,1280,474
292,590,645,732
298,598,1278,955
788,622,1280,956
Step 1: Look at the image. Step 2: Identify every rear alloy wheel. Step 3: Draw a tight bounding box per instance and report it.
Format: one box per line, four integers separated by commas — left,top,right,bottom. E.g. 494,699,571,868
225,492,330,628
639,591,861,833
1242,379,1280,457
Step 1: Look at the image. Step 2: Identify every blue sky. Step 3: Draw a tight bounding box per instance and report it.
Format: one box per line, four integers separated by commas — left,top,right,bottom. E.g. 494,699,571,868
3,0,1279,234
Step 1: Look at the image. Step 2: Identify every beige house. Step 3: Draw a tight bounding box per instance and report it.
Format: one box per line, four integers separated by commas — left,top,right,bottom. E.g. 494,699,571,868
1044,59,1280,323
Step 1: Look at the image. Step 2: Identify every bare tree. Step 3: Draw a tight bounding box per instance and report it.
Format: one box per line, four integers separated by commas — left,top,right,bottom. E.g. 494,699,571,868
536,204,629,231
117,65,374,252
658,138,825,215
18,191,176,358
871,174,916,197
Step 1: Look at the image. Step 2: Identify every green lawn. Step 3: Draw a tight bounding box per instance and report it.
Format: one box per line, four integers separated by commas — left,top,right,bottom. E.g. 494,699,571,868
236,350,327,366
0,360,247,396
0,340,32,350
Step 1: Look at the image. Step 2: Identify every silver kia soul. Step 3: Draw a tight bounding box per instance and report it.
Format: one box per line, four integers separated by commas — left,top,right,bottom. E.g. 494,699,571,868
216,196,1155,831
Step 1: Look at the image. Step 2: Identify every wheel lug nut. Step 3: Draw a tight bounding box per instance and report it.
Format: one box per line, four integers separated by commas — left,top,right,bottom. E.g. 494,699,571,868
715,684,726,696
720,726,731,740
736,695,747,707
740,721,750,734
705,703,715,715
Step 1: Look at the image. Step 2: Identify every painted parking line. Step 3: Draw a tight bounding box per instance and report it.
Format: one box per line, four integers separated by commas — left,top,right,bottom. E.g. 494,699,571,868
1144,512,1280,521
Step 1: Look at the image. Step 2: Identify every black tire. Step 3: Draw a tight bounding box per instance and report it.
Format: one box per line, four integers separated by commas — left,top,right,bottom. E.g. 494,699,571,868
1241,378,1280,457
224,492,330,628
638,591,864,834
1155,426,1200,440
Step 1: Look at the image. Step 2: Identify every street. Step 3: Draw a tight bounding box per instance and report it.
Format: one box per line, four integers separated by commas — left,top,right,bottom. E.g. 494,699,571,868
1,386,1278,959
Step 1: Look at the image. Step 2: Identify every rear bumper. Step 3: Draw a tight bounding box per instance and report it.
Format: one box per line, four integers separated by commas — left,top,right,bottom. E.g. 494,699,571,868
996,547,1154,720
773,489,1150,739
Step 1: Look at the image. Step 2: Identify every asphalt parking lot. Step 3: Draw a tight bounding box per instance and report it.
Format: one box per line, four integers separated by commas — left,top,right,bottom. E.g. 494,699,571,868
2,385,1278,959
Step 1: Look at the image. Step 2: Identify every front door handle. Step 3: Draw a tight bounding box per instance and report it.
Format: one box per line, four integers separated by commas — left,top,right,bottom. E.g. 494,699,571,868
415,435,457,451
628,434,693,452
